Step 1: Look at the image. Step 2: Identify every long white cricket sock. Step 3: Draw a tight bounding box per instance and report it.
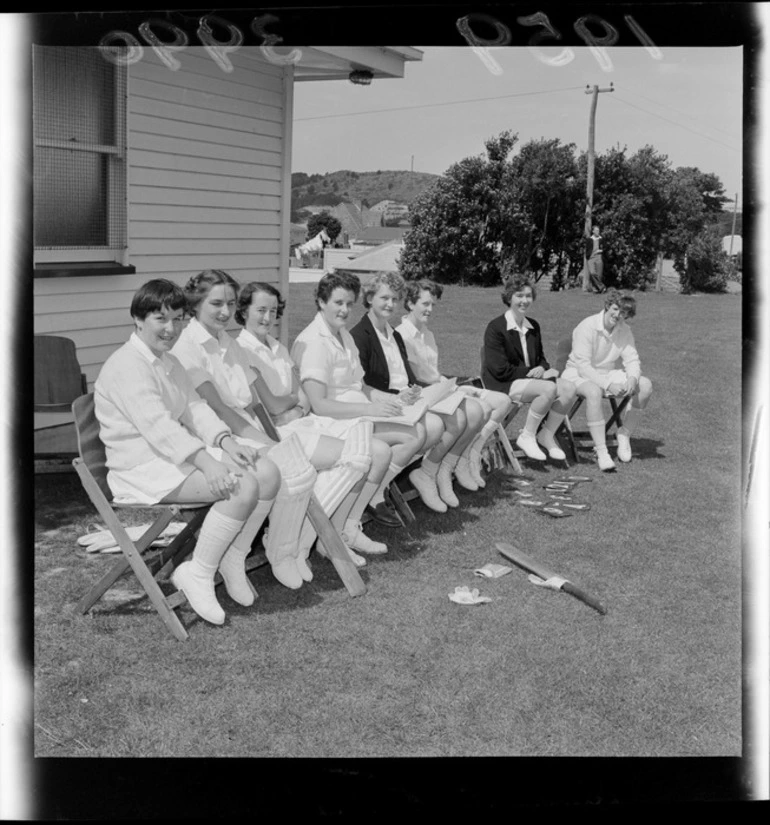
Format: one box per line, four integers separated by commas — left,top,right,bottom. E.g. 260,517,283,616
522,407,546,437
193,509,246,573
587,418,608,451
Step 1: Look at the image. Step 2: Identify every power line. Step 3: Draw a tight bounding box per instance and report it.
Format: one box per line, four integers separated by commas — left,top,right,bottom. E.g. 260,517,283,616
295,85,586,122
609,93,741,153
621,84,740,142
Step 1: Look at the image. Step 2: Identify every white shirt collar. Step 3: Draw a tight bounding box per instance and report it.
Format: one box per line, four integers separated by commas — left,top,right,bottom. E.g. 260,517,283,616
129,332,173,373
187,316,226,349
239,326,276,353
398,315,423,338
504,309,533,333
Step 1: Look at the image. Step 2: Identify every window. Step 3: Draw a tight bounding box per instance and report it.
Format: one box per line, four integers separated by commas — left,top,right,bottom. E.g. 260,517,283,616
33,47,129,269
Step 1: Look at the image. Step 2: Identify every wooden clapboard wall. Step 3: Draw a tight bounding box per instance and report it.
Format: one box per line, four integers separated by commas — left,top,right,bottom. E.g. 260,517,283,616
34,47,293,390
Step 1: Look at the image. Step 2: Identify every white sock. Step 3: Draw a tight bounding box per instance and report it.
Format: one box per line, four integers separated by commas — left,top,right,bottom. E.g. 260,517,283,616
522,408,546,437
193,509,247,571
228,498,274,558
420,457,441,478
587,418,607,451
441,453,461,471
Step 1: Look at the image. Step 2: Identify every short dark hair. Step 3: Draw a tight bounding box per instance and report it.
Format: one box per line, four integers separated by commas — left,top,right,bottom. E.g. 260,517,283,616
130,279,187,320
360,271,406,309
235,282,286,326
501,273,536,307
315,270,361,309
603,289,636,318
404,279,443,311
184,269,241,315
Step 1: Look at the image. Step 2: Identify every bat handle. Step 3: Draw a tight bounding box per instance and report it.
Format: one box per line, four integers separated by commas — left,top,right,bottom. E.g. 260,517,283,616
562,582,607,615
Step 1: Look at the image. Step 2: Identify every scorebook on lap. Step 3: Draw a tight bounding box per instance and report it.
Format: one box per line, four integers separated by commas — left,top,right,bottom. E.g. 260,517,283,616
366,378,460,425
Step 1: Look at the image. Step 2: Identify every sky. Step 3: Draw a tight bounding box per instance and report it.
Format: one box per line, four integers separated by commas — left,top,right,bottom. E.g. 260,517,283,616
293,46,744,204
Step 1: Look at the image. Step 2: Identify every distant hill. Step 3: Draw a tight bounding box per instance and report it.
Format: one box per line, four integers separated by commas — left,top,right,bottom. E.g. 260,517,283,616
291,169,440,216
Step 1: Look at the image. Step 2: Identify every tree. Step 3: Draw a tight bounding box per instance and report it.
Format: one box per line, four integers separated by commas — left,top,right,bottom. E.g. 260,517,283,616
572,145,674,290
663,166,729,287
510,138,581,286
679,226,729,294
307,211,342,243
400,131,529,286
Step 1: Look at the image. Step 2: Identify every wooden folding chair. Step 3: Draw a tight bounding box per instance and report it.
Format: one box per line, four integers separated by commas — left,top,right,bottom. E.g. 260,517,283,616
71,393,268,641
552,338,632,463
35,335,89,463
248,399,367,596
478,345,523,474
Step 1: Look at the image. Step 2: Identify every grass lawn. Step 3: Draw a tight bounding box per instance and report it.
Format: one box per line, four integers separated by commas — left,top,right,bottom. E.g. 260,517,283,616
33,284,743,772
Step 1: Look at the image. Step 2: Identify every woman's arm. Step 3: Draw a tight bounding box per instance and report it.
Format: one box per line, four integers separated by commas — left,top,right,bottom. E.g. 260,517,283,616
247,367,300,416
196,380,273,449
302,379,401,419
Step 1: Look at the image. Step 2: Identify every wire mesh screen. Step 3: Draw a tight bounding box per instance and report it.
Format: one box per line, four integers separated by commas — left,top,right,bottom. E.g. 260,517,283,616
33,47,127,250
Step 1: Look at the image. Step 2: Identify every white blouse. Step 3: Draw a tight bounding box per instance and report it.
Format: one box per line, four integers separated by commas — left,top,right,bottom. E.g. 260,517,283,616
236,328,295,397
396,316,442,385
375,323,410,391
171,317,258,428
94,333,228,504
291,313,369,404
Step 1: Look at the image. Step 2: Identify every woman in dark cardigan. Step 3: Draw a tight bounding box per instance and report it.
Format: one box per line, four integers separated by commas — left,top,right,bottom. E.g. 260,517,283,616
482,272,576,461
350,271,470,512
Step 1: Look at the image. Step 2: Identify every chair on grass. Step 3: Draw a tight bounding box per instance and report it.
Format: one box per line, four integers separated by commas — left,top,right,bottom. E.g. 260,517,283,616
70,393,249,641
552,338,632,464
35,335,88,462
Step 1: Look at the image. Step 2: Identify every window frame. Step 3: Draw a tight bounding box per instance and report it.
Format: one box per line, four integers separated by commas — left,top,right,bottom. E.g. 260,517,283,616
33,48,131,273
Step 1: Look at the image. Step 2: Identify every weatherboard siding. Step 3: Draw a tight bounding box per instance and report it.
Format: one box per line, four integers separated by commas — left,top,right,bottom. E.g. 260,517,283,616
34,48,292,388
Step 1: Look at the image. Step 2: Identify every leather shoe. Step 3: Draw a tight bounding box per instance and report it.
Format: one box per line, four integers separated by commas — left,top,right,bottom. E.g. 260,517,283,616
365,499,402,528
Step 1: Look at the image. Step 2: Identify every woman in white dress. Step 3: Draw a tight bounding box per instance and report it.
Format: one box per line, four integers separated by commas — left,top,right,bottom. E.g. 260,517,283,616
233,280,394,559
172,270,382,584
291,271,427,524
396,278,514,489
94,279,280,627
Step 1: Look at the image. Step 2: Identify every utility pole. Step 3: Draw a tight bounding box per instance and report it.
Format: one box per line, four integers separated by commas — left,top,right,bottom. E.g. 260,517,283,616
581,83,614,291
411,155,414,173
729,192,738,257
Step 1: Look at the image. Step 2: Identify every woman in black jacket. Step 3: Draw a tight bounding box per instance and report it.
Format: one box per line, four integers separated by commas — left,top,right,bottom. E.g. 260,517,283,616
351,271,470,512
482,272,576,461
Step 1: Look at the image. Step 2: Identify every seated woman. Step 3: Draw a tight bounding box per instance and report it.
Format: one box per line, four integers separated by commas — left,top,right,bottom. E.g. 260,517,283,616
481,271,576,462
94,279,281,627
233,280,394,559
396,278,514,489
171,270,380,582
561,290,653,471
350,271,470,511
291,270,427,520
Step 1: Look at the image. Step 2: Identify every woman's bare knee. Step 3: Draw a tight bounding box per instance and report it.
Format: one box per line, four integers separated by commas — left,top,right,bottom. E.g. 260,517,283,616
253,456,281,499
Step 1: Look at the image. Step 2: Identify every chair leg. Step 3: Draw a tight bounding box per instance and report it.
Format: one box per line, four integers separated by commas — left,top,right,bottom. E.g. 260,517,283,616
388,481,416,524
306,494,367,598
605,395,631,433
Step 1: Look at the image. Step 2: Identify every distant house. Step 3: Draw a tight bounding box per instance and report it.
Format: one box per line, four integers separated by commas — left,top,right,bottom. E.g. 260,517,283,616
333,239,405,274
721,235,742,257
33,46,423,387
349,226,409,252
331,201,365,244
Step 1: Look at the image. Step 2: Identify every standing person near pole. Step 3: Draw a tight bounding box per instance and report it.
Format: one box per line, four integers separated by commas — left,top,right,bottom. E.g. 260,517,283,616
585,225,605,293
